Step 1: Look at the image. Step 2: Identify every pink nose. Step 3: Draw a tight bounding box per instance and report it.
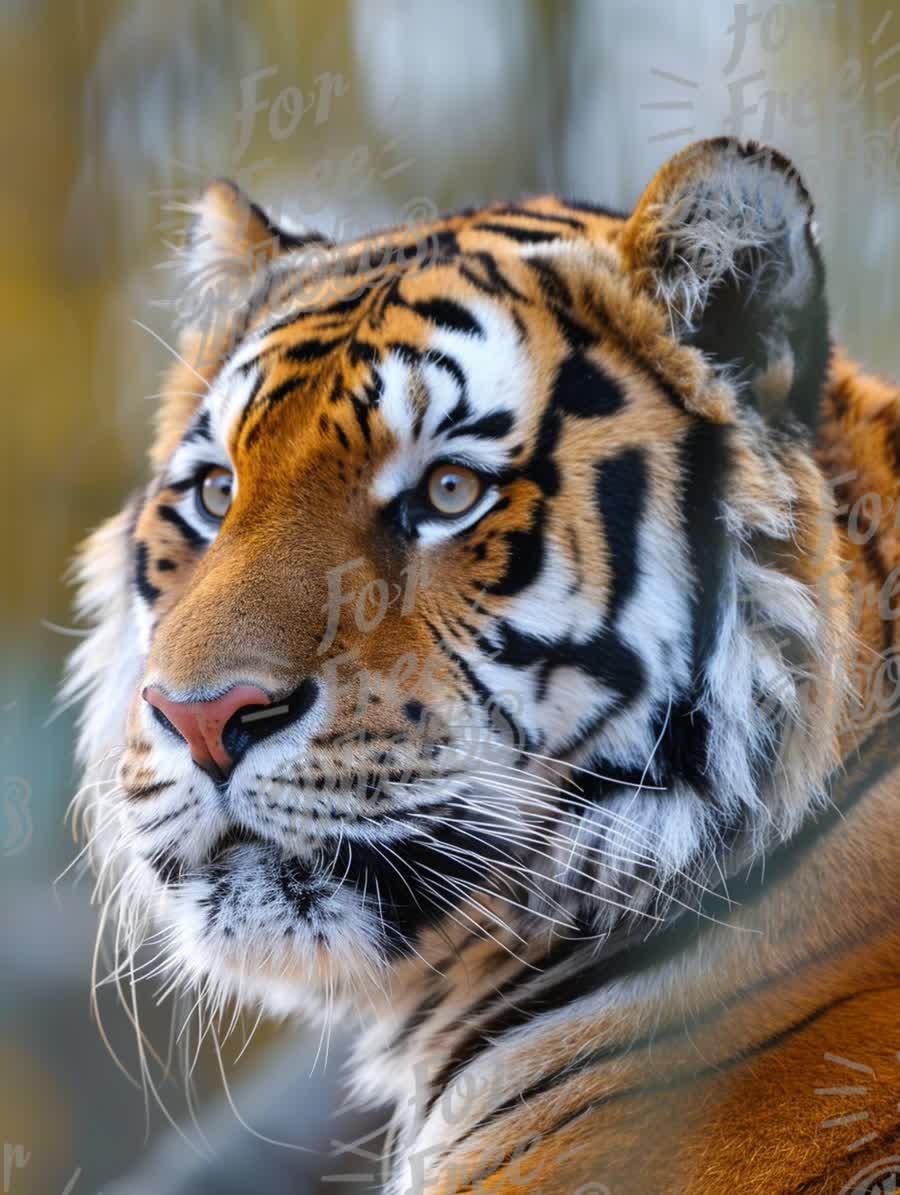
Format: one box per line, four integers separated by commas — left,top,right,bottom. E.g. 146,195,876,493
143,684,272,779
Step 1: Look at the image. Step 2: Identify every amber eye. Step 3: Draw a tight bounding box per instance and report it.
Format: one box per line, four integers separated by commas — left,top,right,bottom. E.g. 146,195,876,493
198,467,233,520
426,463,483,517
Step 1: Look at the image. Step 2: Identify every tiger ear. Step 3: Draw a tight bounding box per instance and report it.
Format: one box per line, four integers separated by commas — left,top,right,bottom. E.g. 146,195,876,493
176,179,331,364
620,138,829,431
186,178,283,281
153,181,330,466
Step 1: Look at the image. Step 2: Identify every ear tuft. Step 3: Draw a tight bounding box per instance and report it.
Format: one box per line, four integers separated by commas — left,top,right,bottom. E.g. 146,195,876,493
622,138,829,431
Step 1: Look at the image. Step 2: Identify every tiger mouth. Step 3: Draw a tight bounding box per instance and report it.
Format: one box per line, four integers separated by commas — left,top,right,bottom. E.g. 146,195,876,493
143,791,527,960
207,825,270,863
147,825,273,884
145,778,467,886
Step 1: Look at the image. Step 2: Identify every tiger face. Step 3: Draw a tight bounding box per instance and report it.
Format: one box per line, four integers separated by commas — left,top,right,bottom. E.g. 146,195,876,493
68,138,852,1022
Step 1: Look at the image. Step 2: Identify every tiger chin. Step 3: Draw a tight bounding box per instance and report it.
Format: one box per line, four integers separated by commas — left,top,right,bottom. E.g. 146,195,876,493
65,138,900,1194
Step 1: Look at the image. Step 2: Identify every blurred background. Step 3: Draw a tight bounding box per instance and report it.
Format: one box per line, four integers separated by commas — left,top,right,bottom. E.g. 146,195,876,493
1,1,898,1191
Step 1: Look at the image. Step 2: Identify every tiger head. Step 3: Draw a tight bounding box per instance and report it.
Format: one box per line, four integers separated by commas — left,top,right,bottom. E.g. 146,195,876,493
67,138,853,1025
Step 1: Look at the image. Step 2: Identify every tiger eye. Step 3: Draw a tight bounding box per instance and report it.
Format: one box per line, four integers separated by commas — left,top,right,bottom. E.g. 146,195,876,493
426,464,483,516
198,467,233,520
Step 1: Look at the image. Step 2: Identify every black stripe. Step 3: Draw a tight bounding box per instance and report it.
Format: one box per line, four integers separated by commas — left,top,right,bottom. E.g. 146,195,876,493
234,370,267,441
257,377,299,410
521,403,562,498
524,257,572,309
473,221,558,245
412,299,484,338
423,617,532,753
470,249,525,298
167,468,207,495
580,288,688,412
156,504,207,549
234,272,275,343
421,349,468,396
320,828,509,960
349,394,372,444
459,252,529,302
338,229,459,280
258,303,322,338
489,620,646,710
124,780,176,800
389,987,446,1054
563,698,717,810
275,226,333,251
551,306,595,351
679,419,730,671
381,343,469,415
593,449,647,626
553,353,625,419
136,795,202,834
435,394,471,437
891,420,900,477
483,503,547,598
284,338,345,364
348,338,379,366
445,410,513,441
834,487,894,655
134,542,160,604
383,341,421,369
319,289,373,317
412,404,427,442
494,204,586,231
182,409,212,443
244,198,331,252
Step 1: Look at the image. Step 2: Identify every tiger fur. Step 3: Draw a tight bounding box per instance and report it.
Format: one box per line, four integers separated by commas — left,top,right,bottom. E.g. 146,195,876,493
65,138,900,1193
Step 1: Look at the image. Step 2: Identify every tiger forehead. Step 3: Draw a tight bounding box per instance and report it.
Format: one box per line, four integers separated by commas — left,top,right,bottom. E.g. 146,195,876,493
187,184,728,485
207,295,531,503
206,237,635,461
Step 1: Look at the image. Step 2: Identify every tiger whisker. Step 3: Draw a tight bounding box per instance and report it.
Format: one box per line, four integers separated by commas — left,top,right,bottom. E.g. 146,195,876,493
402,812,575,919
131,319,211,389
358,837,448,978
471,739,668,791
427,822,667,926
455,800,740,927
448,797,708,921
210,1022,311,1154
390,816,580,929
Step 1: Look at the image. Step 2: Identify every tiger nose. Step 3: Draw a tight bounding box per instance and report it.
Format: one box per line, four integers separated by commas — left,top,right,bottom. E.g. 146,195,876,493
142,684,274,781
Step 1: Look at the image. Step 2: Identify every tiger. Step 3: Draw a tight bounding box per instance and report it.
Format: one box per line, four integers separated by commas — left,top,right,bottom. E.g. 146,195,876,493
64,136,900,1194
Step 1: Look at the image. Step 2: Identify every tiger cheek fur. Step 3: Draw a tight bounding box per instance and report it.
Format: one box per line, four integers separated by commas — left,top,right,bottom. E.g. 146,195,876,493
64,143,900,1193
